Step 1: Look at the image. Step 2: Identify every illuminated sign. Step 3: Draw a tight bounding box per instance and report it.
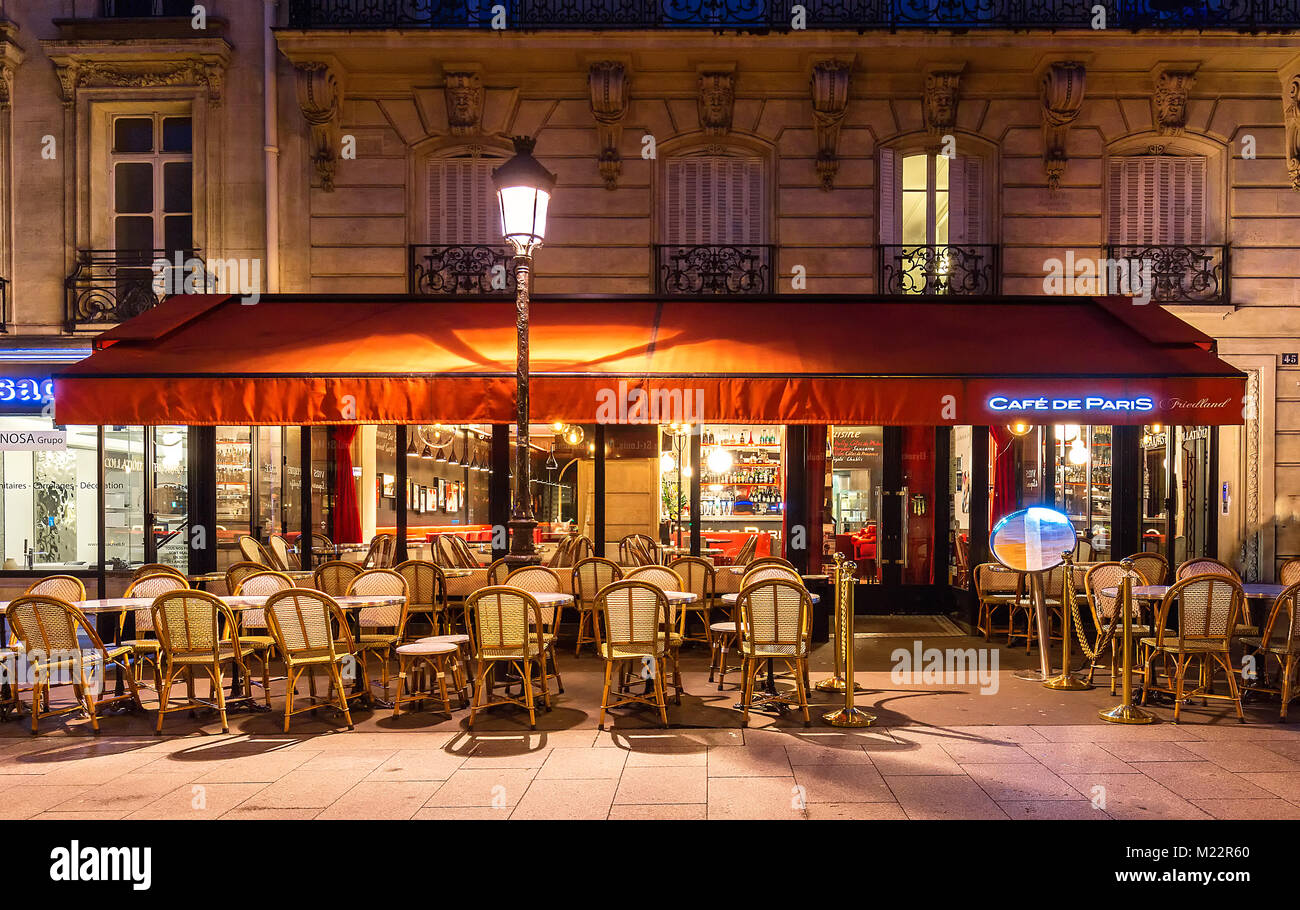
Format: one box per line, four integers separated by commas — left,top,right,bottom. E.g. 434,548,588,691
987,395,1154,413
0,377,54,414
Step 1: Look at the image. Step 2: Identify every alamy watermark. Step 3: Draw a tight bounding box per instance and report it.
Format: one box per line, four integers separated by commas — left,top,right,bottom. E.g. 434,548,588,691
594,380,704,425
152,253,262,305
891,642,1000,695
1043,252,1153,305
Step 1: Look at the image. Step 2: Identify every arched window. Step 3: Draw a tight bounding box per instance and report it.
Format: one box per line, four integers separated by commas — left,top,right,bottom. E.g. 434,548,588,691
1107,155,1207,245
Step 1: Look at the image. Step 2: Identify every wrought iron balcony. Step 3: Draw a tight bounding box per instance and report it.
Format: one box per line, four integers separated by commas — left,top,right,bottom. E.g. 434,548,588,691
66,249,204,332
101,0,196,15
287,0,1300,30
655,244,775,295
409,244,516,295
1105,244,1228,305
878,244,999,296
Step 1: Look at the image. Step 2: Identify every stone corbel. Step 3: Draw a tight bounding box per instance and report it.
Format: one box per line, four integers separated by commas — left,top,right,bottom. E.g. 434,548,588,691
295,60,343,192
923,65,963,137
810,60,851,191
1152,66,1197,136
443,69,483,137
1283,70,1300,191
1040,62,1086,192
588,61,628,190
697,68,735,137
0,21,22,112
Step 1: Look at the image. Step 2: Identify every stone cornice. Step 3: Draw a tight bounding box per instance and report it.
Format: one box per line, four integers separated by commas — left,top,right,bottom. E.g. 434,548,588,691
41,37,231,108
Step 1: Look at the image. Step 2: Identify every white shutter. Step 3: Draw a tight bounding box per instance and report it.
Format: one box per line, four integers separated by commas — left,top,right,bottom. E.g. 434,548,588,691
878,147,901,245
427,157,497,244
665,156,762,245
1108,155,1205,245
948,155,985,245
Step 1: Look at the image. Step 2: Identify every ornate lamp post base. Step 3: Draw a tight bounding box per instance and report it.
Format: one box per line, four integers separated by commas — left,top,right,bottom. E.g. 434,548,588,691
504,517,542,570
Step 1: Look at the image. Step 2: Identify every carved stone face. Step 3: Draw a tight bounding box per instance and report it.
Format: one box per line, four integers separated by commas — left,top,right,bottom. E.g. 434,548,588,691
924,72,960,133
698,73,734,134
1153,71,1194,135
444,73,482,133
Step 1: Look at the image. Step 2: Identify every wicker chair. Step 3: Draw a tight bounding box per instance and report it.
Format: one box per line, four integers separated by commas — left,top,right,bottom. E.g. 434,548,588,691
120,572,190,691
1279,558,1300,586
432,535,459,569
361,534,395,569
746,556,796,572
736,579,814,727
224,561,265,597
486,558,511,586
238,535,272,566
618,534,657,567
5,594,143,734
1127,552,1169,586
1175,557,1240,582
974,562,1022,644
24,575,87,602
596,580,673,729
504,565,564,692
130,563,187,583
344,569,409,698
153,590,258,733
268,534,294,572
571,536,594,564
232,569,295,698
396,560,450,636
1083,563,1151,694
264,589,356,732
623,565,685,703
741,565,802,587
733,534,759,567
466,587,553,729
313,559,363,597
1239,582,1300,720
669,556,716,646
546,536,576,570
571,557,622,656
1140,574,1245,723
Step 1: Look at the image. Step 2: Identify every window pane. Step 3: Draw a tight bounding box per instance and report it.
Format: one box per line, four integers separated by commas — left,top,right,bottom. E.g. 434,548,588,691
114,216,154,254
901,191,928,245
163,216,193,255
934,189,949,244
902,154,927,192
114,162,153,214
1,421,100,570
935,153,950,191
113,118,154,153
163,162,192,213
162,117,193,153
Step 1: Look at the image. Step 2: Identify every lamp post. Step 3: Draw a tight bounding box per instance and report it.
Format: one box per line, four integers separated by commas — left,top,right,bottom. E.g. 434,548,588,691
494,136,557,567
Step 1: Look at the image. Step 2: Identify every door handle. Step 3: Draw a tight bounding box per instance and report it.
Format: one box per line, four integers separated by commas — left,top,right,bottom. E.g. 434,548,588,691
900,485,909,570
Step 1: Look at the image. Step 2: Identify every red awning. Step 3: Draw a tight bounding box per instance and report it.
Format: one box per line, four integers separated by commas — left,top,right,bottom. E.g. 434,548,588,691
54,294,1246,426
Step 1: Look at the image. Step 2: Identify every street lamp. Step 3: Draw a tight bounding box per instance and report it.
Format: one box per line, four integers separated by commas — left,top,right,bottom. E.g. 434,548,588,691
494,135,557,566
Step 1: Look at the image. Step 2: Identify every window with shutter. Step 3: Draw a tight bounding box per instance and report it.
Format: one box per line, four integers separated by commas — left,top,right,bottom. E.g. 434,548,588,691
426,156,500,245
882,151,985,244
1107,155,1206,245
878,147,901,246
663,155,763,245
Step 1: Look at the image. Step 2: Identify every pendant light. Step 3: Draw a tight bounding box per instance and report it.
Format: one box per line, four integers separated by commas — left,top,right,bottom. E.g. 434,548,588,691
434,443,447,463
420,443,434,460
405,434,418,456
448,442,461,467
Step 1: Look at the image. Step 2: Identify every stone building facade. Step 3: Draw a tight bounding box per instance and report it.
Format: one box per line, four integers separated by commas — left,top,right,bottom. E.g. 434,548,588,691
1,1,1298,578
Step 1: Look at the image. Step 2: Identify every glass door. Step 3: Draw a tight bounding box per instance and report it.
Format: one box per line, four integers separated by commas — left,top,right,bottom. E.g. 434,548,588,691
216,426,251,569
104,427,146,570
827,426,883,583
149,426,188,570
255,426,283,543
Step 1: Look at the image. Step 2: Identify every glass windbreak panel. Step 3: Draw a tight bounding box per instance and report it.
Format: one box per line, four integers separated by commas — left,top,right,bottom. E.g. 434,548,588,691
104,427,146,570
283,427,303,555
950,426,974,587
1055,424,1112,561
700,425,784,565
0,420,98,570
216,426,251,570
310,428,331,559
255,427,283,540
1141,425,1169,557
152,426,188,571
829,426,882,583
1174,425,1212,564
374,425,398,547
901,427,936,585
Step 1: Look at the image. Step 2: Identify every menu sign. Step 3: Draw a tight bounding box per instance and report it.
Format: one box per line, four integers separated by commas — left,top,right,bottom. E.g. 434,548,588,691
831,428,882,469
604,425,658,459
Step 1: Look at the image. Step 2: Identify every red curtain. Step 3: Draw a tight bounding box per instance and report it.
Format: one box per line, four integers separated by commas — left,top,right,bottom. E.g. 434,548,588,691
989,425,1018,531
331,426,362,543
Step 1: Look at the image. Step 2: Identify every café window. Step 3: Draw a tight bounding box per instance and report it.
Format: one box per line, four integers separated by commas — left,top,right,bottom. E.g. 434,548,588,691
1054,424,1112,560
0,418,100,571
1106,155,1206,244
111,113,194,257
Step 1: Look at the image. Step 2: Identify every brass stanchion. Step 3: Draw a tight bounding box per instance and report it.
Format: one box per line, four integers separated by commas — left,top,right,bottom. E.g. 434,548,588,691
816,551,862,693
1099,558,1155,724
1043,549,1091,690
824,553,875,727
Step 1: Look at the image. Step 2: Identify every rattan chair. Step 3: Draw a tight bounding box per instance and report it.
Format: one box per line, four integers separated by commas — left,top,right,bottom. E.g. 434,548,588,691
120,572,190,691
225,561,265,597
153,590,259,733
232,569,295,698
344,569,409,698
1175,557,1240,582
623,565,685,703
264,588,356,732
733,534,759,567
268,534,294,572
1239,582,1300,720
1279,558,1300,586
741,565,802,587
596,580,673,729
974,562,1023,643
432,534,460,569
546,536,576,569
736,579,814,727
361,534,395,569
238,535,273,566
1075,537,1096,562
5,594,143,734
396,560,450,636
505,565,565,692
571,536,594,564
746,556,796,572
486,558,511,586
1127,552,1169,586
466,587,553,729
1140,574,1245,723
313,559,363,597
571,557,622,656
1083,563,1151,694
669,556,716,646
130,563,187,583
24,575,87,603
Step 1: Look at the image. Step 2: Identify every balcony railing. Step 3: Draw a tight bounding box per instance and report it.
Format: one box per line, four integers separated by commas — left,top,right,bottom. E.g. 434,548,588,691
1106,244,1228,305
101,0,195,15
409,244,516,295
878,244,999,296
66,249,203,331
655,244,775,295
288,0,1300,30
